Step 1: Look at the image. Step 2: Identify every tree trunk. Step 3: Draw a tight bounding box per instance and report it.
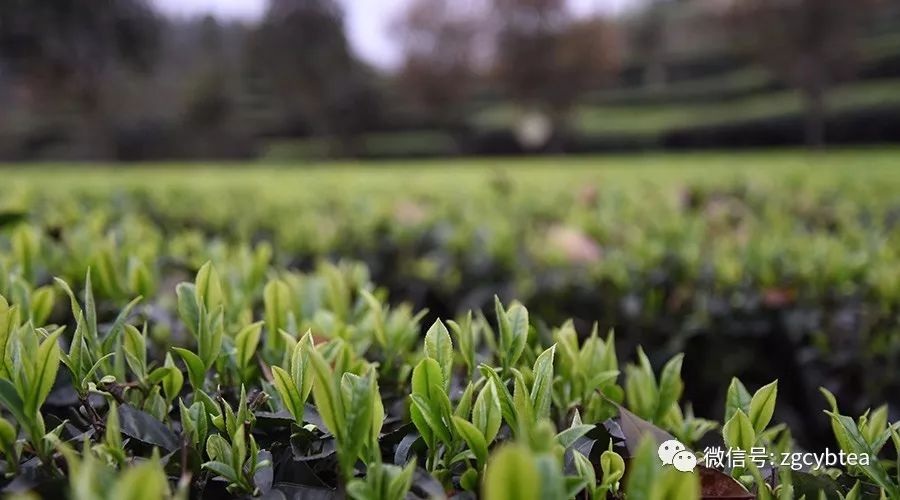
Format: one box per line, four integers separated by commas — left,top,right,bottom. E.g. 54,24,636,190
803,82,826,149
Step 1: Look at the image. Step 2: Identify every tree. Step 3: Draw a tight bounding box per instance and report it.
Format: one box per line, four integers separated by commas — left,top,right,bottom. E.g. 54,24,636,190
250,0,380,151
730,0,881,148
0,0,160,157
177,17,254,158
629,0,674,90
490,0,620,146
392,0,487,128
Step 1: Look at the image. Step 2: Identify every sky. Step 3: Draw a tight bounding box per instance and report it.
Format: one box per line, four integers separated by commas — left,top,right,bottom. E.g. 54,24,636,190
151,0,639,68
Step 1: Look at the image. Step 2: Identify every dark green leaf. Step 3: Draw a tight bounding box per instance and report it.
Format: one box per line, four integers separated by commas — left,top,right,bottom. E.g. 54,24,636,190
117,404,178,452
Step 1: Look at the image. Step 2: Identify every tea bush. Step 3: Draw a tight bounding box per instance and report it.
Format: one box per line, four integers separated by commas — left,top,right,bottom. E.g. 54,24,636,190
3,153,900,439
1,152,900,498
0,261,897,499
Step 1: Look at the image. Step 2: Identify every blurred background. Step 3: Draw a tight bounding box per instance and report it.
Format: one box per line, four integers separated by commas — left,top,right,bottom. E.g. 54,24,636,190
2,0,900,162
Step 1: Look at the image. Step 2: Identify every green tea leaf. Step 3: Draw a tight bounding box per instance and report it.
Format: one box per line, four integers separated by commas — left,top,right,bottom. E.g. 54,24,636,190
231,424,247,476
272,365,304,423
748,380,777,434
530,344,555,420
411,358,446,407
147,366,175,386
81,356,112,394
572,450,596,490
101,296,142,374
479,365,517,433
625,347,659,421
308,345,344,441
142,386,167,421
0,378,26,426
340,372,376,477
624,438,662,500
191,401,208,448
29,286,55,326
65,312,87,383
725,378,752,422
410,393,452,445
128,259,155,299
502,302,528,369
448,312,475,376
112,454,171,500
512,371,533,436
161,354,183,403
483,444,540,500
454,382,476,420
196,261,223,312
345,481,371,500
424,319,453,391
105,401,124,460
11,226,36,282
865,405,888,443
0,297,14,380
26,327,62,416
206,433,233,464
194,389,221,420
563,476,589,499
825,410,898,496
453,416,488,468
473,379,502,443
292,332,314,402
235,321,263,376
534,453,566,500
359,289,386,348
650,466,700,500
600,448,625,486
0,416,15,456
202,460,238,483
555,416,594,449
723,409,755,451
460,467,479,492
175,283,200,337
83,271,99,346
370,376,385,443
123,324,147,380
198,307,225,369
264,279,291,351
94,245,123,299
179,400,197,446
172,347,205,390
655,353,684,422
495,297,515,369
388,460,417,500
843,481,861,500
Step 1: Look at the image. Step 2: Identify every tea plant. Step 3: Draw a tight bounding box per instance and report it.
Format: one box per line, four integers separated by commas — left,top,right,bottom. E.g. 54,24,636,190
203,388,271,495
0,307,65,468
4,164,900,438
0,235,896,499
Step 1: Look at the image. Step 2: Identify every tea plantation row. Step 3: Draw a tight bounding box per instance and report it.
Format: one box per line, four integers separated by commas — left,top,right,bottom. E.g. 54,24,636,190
0,150,898,498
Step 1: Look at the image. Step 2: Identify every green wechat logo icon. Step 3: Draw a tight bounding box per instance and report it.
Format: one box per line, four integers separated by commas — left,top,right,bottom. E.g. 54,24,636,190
658,439,697,472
